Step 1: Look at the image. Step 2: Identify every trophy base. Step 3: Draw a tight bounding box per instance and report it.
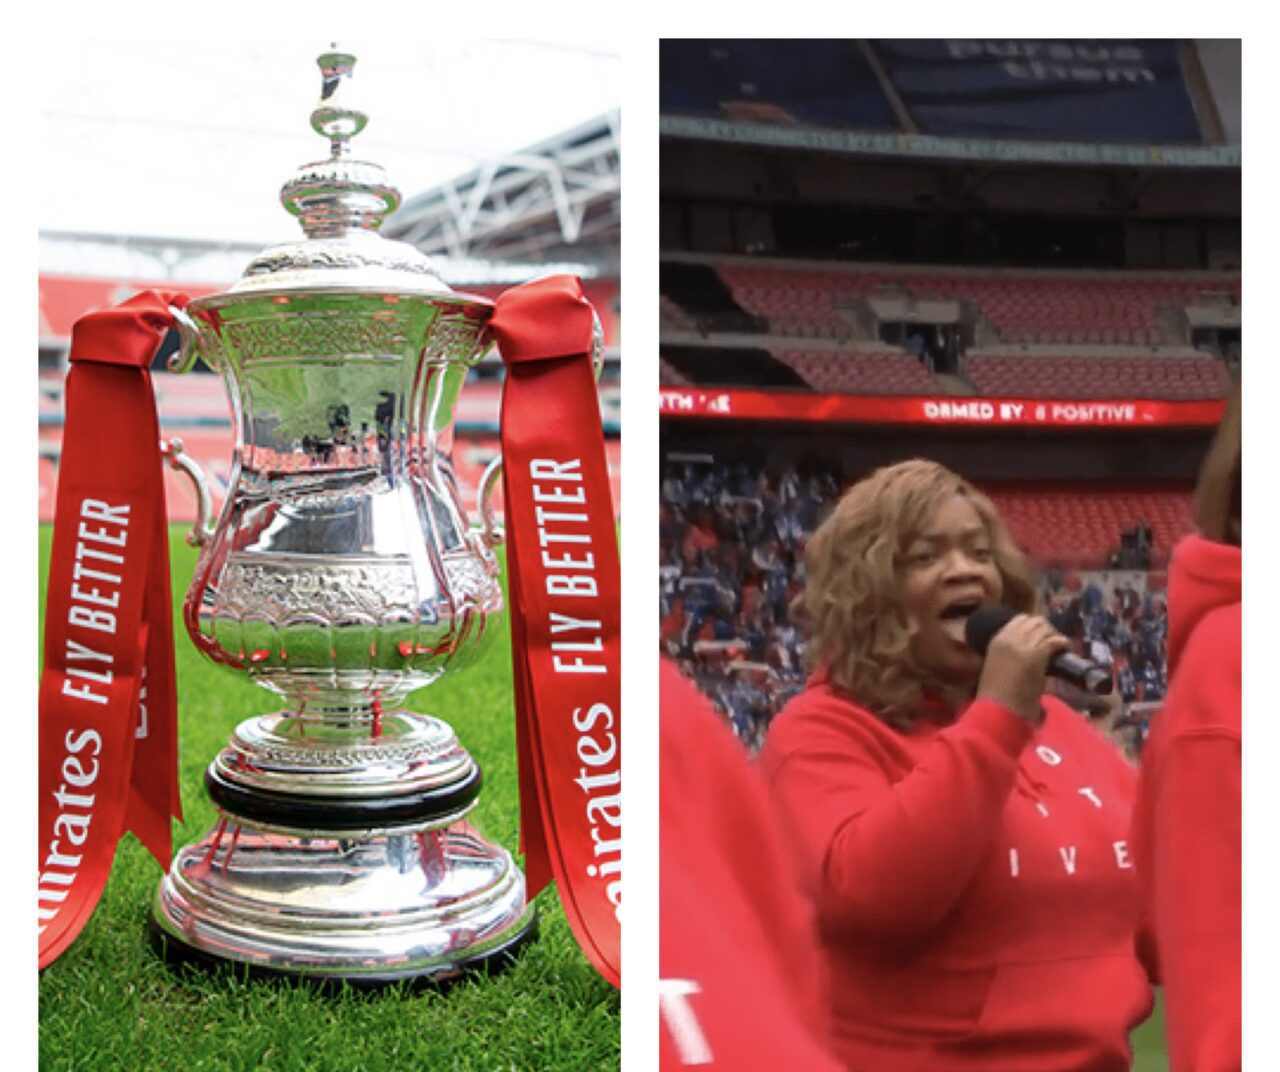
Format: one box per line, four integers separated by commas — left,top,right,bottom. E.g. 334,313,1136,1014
152,818,535,987
149,909,538,991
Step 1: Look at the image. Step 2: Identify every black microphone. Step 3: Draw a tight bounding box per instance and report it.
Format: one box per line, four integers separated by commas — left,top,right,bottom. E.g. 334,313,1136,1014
964,604,1113,696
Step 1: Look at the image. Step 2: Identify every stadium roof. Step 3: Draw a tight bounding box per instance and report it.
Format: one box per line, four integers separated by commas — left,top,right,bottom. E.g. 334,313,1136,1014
38,35,620,284
385,110,620,276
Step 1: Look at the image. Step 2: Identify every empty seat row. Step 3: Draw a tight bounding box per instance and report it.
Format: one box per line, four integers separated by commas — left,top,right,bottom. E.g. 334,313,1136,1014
965,355,1233,400
660,294,698,332
660,356,691,385
659,348,1230,401
713,263,1239,346
988,487,1194,567
775,350,938,395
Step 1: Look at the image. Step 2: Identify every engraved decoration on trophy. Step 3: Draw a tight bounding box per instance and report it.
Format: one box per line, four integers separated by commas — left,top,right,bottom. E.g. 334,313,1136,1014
149,48,542,983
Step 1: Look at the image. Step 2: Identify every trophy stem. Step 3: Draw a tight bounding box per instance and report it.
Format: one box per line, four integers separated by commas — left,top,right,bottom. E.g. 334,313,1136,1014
213,708,475,800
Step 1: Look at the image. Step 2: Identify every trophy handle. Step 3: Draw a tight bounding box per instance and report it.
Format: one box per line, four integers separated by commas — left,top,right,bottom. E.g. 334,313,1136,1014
589,310,605,383
166,304,203,374
476,454,504,549
161,438,217,547
473,308,603,552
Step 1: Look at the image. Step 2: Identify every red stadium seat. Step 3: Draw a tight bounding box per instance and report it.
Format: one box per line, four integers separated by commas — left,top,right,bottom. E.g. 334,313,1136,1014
964,354,1231,400
774,350,939,395
713,262,1238,349
986,486,1195,568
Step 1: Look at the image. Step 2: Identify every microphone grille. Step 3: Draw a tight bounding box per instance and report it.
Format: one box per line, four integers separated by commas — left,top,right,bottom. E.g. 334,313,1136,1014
964,604,1017,655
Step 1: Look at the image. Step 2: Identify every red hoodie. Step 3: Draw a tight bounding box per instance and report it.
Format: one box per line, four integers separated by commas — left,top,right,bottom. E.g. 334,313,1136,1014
759,682,1155,1072
1132,535,1242,1072
659,661,842,1071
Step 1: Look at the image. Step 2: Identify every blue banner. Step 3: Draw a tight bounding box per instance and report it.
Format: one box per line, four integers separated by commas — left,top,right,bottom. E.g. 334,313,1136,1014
873,40,1203,144
659,40,899,132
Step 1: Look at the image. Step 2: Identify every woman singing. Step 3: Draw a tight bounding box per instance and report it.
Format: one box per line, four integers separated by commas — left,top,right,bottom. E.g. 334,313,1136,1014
760,459,1154,1072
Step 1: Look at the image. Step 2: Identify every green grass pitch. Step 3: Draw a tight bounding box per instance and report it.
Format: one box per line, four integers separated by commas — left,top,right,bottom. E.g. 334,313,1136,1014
38,526,620,1072
1133,992,1168,1071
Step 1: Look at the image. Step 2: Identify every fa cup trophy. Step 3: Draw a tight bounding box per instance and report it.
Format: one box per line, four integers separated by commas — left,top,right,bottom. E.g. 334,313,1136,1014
140,49,595,984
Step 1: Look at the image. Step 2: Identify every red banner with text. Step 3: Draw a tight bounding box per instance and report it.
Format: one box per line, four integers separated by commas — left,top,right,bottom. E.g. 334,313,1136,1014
491,277,622,988
38,292,186,969
659,388,1226,428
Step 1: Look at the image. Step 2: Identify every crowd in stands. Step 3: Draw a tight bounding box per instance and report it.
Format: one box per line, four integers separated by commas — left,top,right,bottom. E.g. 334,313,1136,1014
661,456,1172,752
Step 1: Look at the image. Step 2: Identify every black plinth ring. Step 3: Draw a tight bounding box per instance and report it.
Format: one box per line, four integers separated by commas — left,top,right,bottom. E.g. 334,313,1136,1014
204,761,484,830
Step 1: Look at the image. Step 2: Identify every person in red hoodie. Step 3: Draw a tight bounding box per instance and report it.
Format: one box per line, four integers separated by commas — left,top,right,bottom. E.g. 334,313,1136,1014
1132,389,1241,1072
660,659,843,1071
759,458,1156,1072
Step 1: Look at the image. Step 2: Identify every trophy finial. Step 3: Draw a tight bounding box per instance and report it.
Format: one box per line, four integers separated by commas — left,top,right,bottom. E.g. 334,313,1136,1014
279,45,401,236
311,47,367,157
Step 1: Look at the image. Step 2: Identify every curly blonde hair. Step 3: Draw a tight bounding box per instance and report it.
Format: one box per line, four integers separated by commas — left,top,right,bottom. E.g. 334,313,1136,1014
1194,385,1241,547
801,459,1036,725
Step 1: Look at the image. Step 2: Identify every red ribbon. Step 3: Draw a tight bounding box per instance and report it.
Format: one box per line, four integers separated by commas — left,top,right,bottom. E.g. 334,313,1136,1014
38,291,186,968
491,276,622,987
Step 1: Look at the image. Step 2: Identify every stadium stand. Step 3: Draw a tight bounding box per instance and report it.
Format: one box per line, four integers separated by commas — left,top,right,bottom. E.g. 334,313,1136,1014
656,49,1246,1072
659,456,1183,750
660,293,699,333
659,39,1238,765
965,352,1233,400
662,259,1239,403
659,355,692,386
986,485,1193,567
774,350,939,395
710,261,1239,350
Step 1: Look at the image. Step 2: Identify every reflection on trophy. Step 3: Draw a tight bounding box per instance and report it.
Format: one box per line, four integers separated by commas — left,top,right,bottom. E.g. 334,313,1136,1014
150,49,563,984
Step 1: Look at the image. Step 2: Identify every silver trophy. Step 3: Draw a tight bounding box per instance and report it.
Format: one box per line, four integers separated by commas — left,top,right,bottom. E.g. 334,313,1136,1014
151,49,589,985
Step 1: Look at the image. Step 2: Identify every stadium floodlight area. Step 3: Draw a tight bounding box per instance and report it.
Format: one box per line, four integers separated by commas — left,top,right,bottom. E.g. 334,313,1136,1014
37,229,605,292
37,230,268,289
39,113,621,294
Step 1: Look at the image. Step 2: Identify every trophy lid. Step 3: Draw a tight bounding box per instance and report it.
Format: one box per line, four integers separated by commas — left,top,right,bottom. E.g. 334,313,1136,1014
220,47,459,300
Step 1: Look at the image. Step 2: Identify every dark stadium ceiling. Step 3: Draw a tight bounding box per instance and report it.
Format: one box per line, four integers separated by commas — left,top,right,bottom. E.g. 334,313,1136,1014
660,142,1240,220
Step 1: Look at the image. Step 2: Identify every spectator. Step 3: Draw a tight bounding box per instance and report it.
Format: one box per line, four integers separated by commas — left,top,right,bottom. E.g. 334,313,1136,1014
660,660,841,1070
1083,578,1104,615
1090,634,1115,672
1132,388,1241,1072
1116,662,1138,704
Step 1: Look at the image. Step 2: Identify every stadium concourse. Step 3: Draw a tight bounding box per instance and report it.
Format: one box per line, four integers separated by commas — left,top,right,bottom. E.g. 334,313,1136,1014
658,40,1239,758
